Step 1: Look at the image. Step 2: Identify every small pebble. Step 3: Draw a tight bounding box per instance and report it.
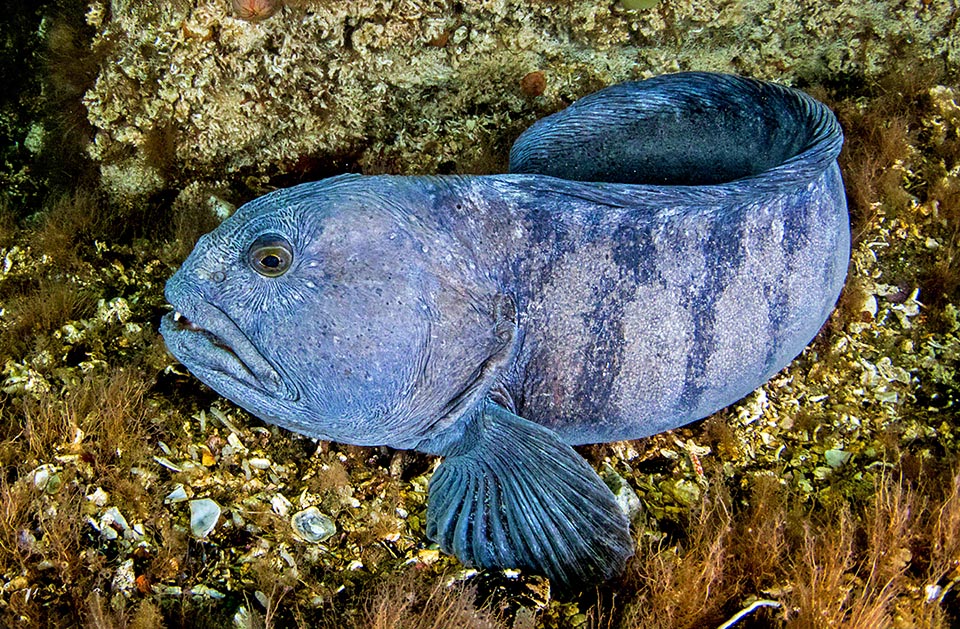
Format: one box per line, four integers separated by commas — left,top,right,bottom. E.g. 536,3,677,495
227,432,245,450
520,71,547,97
32,465,61,494
17,530,36,552
232,0,280,22
859,293,878,319
191,584,225,599
291,507,336,543
418,548,440,564
190,498,221,538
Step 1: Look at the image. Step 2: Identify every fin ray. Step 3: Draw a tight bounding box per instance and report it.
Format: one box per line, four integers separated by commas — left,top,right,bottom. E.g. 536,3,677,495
427,401,634,588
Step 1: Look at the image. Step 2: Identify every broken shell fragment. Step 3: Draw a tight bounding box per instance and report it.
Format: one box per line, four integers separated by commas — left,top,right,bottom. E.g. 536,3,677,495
165,484,189,504
271,493,292,516
189,498,221,538
290,507,335,543
32,464,62,494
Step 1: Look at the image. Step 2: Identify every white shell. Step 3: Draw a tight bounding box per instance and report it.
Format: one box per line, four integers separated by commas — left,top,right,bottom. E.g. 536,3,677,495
189,498,222,538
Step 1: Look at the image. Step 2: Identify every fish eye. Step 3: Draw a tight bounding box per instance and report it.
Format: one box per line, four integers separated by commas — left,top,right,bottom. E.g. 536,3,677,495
248,234,293,277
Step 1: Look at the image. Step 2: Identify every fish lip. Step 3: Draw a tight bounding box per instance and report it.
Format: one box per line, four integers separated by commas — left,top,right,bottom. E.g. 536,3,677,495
160,302,297,402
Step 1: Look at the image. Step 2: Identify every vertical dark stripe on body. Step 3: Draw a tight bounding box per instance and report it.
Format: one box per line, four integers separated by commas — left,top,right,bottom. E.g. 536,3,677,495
762,264,790,370
762,188,820,371
574,222,659,422
781,188,812,257
679,210,747,411
518,203,572,296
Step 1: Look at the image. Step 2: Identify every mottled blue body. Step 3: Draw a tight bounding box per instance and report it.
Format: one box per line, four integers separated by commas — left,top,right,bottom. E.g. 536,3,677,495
161,73,848,587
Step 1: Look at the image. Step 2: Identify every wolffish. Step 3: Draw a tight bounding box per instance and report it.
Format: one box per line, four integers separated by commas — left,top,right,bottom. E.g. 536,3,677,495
161,72,849,588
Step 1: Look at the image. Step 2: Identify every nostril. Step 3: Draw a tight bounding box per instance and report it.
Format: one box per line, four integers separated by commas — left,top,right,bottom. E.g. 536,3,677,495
196,268,227,283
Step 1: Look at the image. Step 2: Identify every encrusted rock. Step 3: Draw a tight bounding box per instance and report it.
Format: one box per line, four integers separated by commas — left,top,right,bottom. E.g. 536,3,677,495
81,0,960,206
601,464,643,524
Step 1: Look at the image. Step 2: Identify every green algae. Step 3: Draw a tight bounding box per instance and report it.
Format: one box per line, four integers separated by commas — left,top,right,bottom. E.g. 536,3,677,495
620,0,661,10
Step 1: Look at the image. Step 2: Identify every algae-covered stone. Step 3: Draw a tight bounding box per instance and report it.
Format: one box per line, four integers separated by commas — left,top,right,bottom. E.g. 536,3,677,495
80,0,960,206
661,479,702,507
601,464,643,523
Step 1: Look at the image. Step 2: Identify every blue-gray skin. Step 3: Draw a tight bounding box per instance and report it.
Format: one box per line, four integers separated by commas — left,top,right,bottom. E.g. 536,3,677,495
161,72,848,589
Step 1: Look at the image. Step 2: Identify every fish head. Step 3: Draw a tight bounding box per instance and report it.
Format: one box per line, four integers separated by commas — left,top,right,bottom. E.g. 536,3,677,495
161,176,512,448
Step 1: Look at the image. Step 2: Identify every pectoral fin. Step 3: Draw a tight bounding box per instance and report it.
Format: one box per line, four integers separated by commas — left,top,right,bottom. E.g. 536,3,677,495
426,401,634,589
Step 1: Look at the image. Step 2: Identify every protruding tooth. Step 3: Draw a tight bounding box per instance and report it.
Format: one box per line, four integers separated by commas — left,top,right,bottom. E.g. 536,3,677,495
173,311,183,322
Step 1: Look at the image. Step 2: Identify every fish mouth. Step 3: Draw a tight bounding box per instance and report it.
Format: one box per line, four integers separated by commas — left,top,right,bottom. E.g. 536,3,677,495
160,303,296,402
